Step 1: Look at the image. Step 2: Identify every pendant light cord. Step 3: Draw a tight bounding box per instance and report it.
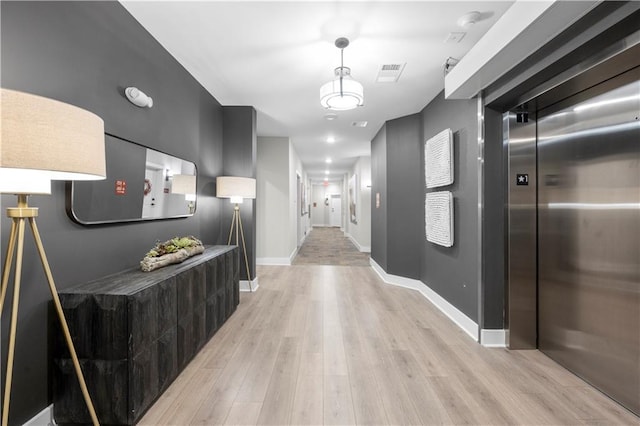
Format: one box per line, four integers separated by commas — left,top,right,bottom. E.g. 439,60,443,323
339,48,344,97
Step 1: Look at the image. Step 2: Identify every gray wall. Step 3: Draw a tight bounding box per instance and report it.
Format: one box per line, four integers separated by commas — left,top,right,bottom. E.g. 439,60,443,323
370,91,483,324
221,107,257,280
370,125,388,270
421,93,479,322
482,106,506,329
387,114,423,279
0,2,229,424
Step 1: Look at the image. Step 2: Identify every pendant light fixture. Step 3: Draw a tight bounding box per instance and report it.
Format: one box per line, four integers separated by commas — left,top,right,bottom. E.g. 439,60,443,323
320,37,364,111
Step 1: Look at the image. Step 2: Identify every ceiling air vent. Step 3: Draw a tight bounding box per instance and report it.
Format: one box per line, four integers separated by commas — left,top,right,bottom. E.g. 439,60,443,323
376,63,405,83
351,121,368,127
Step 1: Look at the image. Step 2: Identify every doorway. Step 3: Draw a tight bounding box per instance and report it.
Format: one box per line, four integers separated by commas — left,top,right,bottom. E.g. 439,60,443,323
330,194,341,227
142,166,164,218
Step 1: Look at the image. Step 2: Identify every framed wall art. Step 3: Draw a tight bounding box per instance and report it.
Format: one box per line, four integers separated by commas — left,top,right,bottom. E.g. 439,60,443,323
425,128,454,188
425,191,454,247
349,174,357,224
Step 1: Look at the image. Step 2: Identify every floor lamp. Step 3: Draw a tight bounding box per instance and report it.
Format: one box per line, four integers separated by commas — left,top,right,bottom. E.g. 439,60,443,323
216,176,256,292
0,89,106,426
171,174,197,214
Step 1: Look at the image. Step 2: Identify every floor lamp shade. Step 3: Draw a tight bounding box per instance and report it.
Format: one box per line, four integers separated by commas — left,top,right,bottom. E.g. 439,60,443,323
0,88,106,194
172,174,196,194
1,88,106,425
216,176,256,201
172,174,197,201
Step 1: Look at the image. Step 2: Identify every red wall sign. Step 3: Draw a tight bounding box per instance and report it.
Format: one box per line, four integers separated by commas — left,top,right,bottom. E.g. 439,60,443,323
115,180,127,195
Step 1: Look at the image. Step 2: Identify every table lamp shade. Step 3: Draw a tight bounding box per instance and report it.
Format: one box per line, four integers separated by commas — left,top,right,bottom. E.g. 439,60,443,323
172,174,197,198
216,176,256,200
1,88,106,194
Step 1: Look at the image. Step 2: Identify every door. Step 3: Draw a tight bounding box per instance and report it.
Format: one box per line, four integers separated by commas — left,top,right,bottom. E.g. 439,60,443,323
330,194,341,227
537,74,639,415
142,167,164,218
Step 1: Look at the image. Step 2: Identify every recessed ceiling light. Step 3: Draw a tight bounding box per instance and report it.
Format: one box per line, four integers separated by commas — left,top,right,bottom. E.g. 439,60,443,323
324,113,338,121
325,170,330,174
324,177,328,181
326,158,332,164
326,136,335,143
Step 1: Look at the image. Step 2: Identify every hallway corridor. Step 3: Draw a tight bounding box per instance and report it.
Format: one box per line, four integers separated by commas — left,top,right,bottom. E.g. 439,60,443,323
293,227,370,266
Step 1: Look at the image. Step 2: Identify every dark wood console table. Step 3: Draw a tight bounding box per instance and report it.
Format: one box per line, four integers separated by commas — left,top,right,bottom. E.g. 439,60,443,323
52,245,239,425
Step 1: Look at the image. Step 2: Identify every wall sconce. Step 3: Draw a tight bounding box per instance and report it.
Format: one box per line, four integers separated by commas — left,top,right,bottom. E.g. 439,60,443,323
125,87,153,108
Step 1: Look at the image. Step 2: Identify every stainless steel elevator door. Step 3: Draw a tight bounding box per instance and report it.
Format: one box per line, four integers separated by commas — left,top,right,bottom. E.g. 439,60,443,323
538,76,640,416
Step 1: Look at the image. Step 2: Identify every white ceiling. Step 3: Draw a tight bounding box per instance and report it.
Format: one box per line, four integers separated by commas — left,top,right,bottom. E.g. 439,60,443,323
120,1,514,184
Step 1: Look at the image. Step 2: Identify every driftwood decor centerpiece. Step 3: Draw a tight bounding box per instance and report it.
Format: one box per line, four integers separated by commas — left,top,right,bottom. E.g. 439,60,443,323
140,236,204,272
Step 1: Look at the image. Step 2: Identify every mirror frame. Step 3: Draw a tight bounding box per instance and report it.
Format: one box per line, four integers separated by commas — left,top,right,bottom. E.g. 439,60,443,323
66,133,197,225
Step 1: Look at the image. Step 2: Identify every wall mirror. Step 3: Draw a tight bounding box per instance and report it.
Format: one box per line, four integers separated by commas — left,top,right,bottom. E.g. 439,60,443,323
68,133,197,225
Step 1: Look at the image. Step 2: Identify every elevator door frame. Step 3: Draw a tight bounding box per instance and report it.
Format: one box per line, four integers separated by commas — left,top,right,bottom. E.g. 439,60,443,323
505,67,640,416
505,39,640,350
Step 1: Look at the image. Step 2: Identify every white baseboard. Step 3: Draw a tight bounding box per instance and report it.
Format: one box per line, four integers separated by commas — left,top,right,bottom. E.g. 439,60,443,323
480,329,506,347
300,227,311,244
256,257,291,266
345,232,371,253
289,246,299,264
23,404,56,426
257,244,300,266
370,259,479,341
240,277,259,292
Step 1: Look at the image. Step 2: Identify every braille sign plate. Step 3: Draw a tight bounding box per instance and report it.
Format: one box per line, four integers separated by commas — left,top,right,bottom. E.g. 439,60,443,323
516,174,529,186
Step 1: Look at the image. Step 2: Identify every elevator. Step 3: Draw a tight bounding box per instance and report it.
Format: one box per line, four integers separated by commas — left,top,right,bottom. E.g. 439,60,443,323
505,63,639,415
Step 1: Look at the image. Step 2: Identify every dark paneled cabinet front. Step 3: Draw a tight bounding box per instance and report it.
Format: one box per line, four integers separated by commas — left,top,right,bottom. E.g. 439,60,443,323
53,246,239,425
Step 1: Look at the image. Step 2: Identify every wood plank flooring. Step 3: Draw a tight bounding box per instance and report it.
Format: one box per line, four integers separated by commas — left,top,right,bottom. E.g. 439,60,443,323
139,265,639,425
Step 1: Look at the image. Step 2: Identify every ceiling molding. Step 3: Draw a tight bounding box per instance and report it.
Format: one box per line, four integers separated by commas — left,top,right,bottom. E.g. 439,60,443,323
444,0,599,99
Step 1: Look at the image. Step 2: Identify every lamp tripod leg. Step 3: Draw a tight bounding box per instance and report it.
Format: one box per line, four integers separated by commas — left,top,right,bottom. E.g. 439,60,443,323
236,211,252,292
0,220,19,312
2,218,26,426
227,209,236,245
235,210,239,247
28,218,99,426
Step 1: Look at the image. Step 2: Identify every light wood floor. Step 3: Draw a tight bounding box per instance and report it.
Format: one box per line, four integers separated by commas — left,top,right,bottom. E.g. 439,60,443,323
140,265,639,425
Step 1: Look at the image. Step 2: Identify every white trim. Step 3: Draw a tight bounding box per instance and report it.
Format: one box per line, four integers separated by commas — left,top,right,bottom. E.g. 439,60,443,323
240,277,259,292
23,404,56,426
344,232,371,253
256,257,291,266
298,226,310,246
480,329,507,347
370,258,479,341
289,246,298,264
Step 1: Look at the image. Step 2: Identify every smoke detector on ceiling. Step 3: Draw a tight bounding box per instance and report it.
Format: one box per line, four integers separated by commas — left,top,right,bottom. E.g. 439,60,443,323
376,63,406,83
457,11,482,28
